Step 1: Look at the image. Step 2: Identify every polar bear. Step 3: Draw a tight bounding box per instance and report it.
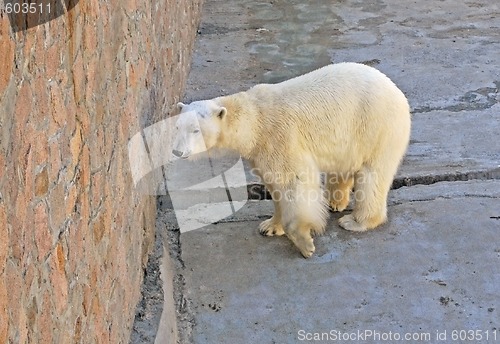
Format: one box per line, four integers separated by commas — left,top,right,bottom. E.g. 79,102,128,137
174,62,411,258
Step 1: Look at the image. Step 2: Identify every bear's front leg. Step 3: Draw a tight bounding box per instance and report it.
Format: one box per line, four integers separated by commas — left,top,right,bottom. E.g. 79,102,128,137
280,195,326,258
259,200,285,237
259,218,285,236
258,182,285,236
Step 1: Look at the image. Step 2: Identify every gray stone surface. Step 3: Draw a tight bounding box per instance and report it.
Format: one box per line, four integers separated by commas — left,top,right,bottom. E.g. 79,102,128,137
155,0,500,342
182,181,500,344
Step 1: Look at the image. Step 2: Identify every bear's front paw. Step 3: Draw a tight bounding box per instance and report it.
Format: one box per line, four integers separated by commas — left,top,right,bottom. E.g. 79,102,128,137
259,218,285,237
298,239,315,259
338,214,368,232
287,231,316,258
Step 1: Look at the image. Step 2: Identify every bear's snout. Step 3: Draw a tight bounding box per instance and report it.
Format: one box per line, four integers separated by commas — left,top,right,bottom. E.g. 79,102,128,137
172,149,185,158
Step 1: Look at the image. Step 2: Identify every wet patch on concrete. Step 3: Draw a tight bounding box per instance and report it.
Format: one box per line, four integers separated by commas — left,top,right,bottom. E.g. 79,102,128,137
413,81,500,113
197,24,244,35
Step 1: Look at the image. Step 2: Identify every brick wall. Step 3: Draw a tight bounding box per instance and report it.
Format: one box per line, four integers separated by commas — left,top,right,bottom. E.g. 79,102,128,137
0,0,202,342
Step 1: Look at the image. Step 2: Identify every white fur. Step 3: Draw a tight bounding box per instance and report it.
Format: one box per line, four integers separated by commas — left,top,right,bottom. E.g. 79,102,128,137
175,62,411,257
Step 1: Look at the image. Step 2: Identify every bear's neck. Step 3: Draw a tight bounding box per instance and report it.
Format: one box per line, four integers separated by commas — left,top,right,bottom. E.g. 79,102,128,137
215,93,260,160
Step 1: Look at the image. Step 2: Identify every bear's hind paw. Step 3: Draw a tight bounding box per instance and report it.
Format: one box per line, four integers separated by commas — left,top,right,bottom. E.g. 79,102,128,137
338,214,368,232
330,199,349,212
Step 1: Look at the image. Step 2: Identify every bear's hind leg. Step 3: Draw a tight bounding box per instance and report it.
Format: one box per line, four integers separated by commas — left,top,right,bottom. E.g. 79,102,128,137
339,165,389,232
326,173,354,212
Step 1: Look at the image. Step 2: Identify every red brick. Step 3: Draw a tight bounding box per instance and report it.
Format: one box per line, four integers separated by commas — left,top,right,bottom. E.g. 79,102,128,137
5,260,22,328
48,139,63,183
82,285,92,317
23,139,36,205
74,316,82,343
45,40,61,80
0,22,15,96
48,242,69,314
33,77,51,131
0,153,5,183
68,122,82,182
90,294,109,343
66,222,84,275
72,53,85,105
92,213,106,245
34,166,49,197
32,131,49,167
65,184,78,215
0,205,7,268
48,80,67,128
16,302,28,344
80,145,91,189
84,63,97,115
0,273,7,343
38,291,54,344
34,202,51,261
21,205,36,272
11,194,27,260
48,182,66,230
14,83,33,131
26,296,38,340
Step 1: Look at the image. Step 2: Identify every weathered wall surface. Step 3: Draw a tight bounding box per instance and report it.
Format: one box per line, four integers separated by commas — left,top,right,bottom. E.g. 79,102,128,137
0,0,201,342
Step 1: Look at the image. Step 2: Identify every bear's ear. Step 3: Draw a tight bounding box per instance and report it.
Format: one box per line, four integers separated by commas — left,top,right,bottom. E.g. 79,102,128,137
177,102,186,111
217,107,227,119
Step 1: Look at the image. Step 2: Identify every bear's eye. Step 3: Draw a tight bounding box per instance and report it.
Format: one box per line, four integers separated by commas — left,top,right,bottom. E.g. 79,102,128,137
193,129,200,134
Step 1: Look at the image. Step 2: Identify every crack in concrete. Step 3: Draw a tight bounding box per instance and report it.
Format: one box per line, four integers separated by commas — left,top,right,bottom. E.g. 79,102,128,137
131,200,195,344
412,81,500,113
247,168,500,200
159,200,195,344
391,168,500,189
389,194,499,207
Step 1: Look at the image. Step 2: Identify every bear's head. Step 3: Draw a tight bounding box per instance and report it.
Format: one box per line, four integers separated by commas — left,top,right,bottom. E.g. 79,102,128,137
172,100,227,159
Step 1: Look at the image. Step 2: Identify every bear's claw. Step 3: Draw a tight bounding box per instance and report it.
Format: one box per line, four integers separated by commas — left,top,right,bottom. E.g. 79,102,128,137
330,199,349,212
259,218,285,237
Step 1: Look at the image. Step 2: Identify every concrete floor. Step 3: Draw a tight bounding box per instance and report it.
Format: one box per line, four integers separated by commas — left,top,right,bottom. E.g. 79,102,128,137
146,0,500,343
182,181,500,343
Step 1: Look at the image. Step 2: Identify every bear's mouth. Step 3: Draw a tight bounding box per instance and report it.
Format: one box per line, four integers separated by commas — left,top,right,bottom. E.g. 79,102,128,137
172,149,191,159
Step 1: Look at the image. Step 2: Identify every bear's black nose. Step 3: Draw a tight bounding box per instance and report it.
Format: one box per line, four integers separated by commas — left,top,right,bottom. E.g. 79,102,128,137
172,150,183,157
